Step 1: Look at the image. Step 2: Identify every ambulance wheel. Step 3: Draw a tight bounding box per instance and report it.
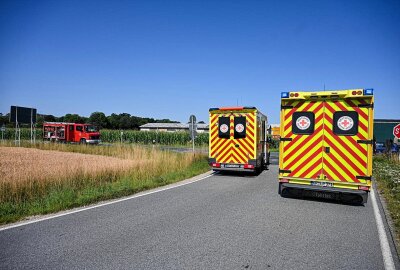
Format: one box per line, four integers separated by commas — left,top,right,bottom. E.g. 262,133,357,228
279,183,289,197
80,139,87,145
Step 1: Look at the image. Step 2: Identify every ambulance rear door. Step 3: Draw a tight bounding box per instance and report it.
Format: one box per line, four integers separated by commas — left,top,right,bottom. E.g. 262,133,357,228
279,99,325,180
321,98,372,185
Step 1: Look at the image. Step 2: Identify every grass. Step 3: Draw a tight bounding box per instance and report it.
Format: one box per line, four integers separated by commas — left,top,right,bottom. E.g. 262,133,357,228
373,153,400,252
0,142,209,224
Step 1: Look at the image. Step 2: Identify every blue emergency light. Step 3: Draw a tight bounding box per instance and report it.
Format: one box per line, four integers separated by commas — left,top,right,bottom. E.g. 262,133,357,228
364,88,374,95
281,92,289,98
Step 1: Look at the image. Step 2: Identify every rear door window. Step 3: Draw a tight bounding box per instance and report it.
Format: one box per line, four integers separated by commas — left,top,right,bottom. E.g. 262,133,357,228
333,111,358,136
234,116,246,139
292,112,315,135
218,117,230,139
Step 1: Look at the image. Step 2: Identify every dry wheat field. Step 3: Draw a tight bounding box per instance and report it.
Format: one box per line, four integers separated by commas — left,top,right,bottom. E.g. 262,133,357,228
0,143,203,206
0,147,136,185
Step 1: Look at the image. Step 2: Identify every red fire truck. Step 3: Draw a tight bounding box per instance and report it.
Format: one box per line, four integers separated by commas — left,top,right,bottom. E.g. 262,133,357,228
43,122,101,144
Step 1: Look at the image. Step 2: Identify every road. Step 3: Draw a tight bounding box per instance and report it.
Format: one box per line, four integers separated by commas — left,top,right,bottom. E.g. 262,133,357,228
0,153,398,269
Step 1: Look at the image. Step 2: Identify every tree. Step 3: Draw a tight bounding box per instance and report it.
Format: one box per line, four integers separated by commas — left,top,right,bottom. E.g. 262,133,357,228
89,112,108,129
0,113,9,127
107,113,121,129
119,113,131,129
64,114,86,123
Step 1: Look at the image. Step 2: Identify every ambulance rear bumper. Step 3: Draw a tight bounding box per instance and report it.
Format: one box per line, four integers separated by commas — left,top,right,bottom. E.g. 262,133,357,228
212,167,255,172
279,183,368,204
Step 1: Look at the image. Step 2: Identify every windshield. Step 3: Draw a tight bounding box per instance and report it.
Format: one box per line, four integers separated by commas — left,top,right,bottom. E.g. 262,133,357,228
84,125,98,132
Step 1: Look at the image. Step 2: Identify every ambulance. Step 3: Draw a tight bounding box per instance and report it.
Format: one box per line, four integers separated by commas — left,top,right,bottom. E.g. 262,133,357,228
278,89,374,203
209,107,270,172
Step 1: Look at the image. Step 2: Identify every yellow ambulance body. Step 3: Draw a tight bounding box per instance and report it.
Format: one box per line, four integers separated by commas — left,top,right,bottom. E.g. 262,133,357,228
209,107,270,172
278,89,374,203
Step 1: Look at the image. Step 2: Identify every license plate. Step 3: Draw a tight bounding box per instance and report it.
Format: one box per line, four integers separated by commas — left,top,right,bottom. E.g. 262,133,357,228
310,181,333,187
307,191,335,200
224,164,240,168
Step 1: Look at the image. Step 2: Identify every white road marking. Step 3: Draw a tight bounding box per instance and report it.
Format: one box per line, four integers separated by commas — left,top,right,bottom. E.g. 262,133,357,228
0,172,215,232
371,188,396,270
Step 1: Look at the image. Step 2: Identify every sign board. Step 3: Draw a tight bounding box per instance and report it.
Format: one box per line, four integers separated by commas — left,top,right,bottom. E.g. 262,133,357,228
394,123,400,139
10,106,37,124
189,115,197,138
189,115,196,124
1,124,5,132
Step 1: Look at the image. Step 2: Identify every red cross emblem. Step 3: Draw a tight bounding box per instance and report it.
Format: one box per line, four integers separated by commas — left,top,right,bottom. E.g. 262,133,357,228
220,124,229,133
296,116,311,130
299,119,308,127
235,124,244,133
341,119,350,127
337,116,354,131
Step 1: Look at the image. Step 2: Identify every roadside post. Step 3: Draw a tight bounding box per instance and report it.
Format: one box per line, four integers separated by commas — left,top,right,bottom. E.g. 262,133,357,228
189,115,197,153
1,124,5,142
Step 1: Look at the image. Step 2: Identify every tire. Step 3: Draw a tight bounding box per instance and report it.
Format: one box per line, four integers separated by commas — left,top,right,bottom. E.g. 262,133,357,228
80,138,87,145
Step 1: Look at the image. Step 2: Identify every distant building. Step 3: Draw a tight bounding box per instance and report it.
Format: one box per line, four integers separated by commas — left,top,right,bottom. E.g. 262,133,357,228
139,123,209,133
374,119,400,143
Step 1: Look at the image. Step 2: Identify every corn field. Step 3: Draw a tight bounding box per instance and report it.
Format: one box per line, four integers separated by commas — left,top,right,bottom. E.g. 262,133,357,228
0,128,209,145
101,130,209,145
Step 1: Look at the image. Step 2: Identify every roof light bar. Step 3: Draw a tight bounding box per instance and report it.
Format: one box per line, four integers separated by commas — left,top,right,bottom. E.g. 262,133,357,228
364,89,374,95
281,92,289,98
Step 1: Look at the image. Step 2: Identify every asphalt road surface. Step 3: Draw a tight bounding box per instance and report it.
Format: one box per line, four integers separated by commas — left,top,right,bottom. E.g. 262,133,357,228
0,153,398,269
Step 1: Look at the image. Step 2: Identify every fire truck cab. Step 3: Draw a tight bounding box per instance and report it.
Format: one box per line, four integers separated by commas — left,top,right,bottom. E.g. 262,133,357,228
43,122,101,144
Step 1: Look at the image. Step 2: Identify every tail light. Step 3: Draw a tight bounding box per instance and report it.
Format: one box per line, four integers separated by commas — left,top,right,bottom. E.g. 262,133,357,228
352,90,364,96
244,164,254,169
358,186,370,191
280,178,289,183
211,162,221,168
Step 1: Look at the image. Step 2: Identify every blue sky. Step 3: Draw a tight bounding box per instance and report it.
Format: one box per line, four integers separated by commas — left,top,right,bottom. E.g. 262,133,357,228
1,0,399,124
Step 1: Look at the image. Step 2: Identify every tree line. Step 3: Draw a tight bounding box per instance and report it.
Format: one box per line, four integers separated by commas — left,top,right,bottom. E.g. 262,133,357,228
0,112,178,130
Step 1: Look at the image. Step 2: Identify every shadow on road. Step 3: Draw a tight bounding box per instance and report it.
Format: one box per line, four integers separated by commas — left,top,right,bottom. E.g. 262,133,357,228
212,170,264,178
280,190,366,207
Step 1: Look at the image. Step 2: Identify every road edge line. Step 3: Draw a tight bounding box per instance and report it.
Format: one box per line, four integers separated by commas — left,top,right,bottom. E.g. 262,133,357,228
0,171,215,232
371,187,396,270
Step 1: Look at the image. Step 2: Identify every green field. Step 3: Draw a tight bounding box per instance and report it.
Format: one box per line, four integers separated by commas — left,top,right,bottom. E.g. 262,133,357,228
373,154,400,253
